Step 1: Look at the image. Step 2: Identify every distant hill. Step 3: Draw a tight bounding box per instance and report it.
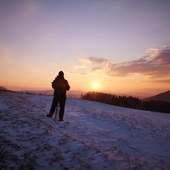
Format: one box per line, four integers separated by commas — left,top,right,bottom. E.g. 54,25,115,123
143,90,170,103
21,89,83,98
0,86,8,91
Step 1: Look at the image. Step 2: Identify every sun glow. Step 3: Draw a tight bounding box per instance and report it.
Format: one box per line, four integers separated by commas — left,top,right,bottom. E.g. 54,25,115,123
92,83,99,90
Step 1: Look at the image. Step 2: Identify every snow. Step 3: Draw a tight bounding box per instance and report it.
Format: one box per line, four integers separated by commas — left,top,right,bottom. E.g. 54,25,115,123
0,91,170,170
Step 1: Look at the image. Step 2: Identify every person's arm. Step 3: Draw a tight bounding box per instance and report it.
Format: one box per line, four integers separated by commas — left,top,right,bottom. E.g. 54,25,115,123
65,80,70,91
52,80,55,89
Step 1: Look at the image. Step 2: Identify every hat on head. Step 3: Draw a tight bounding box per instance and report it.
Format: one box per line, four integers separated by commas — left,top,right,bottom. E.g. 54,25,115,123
58,71,64,77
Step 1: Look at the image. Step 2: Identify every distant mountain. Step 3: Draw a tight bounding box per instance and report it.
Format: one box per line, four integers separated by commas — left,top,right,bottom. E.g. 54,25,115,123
21,89,84,98
143,90,170,103
125,92,153,99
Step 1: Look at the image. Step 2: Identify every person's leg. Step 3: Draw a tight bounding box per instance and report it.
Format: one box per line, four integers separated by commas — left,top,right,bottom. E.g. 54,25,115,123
59,95,66,120
48,95,58,117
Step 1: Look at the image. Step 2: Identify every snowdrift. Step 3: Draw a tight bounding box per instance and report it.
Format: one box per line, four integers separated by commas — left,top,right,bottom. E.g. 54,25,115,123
0,91,170,170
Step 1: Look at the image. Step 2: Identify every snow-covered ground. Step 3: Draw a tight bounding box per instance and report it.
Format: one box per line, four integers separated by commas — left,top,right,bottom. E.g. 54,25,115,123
0,91,170,170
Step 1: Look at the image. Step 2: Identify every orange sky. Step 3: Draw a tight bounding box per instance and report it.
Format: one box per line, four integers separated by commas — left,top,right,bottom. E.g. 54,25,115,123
0,1,170,97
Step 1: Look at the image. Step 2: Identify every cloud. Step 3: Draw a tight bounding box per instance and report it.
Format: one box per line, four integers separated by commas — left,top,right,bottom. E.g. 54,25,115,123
91,67,103,72
79,48,170,83
88,57,108,64
79,57,108,64
109,48,170,79
73,65,86,70
79,58,92,63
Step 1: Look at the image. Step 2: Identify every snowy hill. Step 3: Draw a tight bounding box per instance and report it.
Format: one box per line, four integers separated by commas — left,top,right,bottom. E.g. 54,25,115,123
0,91,170,170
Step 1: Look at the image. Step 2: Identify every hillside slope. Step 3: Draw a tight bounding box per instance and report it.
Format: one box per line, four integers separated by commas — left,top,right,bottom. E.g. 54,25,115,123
0,91,170,170
144,90,170,102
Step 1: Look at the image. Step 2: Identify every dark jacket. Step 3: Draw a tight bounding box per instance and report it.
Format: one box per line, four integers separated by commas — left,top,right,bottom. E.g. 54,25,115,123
52,76,70,94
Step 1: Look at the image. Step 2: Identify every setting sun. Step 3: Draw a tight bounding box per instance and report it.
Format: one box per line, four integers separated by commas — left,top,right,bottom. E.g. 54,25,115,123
92,83,99,90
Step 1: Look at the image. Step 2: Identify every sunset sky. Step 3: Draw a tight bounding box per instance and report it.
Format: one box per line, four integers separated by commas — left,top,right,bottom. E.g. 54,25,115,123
0,0,170,96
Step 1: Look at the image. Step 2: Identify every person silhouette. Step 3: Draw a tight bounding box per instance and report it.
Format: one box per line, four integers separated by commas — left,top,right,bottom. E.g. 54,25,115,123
47,71,70,121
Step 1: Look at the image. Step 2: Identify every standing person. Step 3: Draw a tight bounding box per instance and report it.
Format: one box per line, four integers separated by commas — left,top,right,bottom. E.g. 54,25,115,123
47,71,70,121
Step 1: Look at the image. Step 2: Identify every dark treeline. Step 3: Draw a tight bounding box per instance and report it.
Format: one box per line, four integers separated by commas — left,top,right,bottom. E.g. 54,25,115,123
141,100,170,113
81,91,170,114
81,92,141,109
